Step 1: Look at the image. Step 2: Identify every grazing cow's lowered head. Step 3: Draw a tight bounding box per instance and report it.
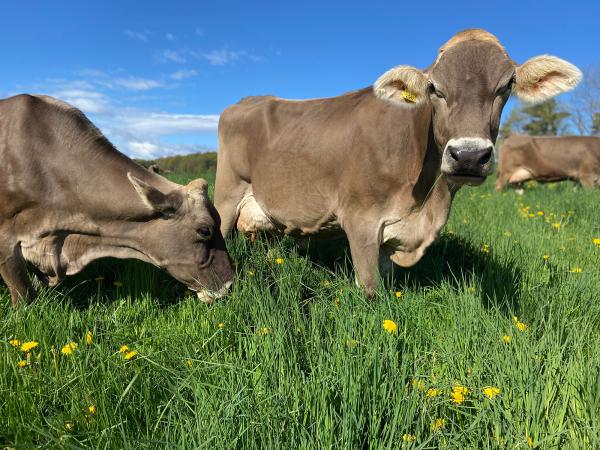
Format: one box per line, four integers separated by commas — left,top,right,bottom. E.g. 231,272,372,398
128,174,234,302
374,29,581,186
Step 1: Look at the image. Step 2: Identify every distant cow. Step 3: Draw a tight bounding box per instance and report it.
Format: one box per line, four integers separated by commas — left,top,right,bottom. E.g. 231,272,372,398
496,135,600,189
215,29,581,296
148,164,161,174
0,94,234,305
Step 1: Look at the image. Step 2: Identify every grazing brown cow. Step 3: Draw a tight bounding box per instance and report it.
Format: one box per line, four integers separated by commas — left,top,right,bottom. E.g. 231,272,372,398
215,29,581,296
148,164,161,174
496,135,600,190
0,94,234,305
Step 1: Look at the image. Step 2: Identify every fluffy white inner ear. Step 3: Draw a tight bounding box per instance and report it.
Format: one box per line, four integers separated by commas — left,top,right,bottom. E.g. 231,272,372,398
373,65,429,108
514,55,582,104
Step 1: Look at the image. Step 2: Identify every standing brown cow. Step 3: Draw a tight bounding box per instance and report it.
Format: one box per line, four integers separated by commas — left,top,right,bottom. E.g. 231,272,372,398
0,94,234,305
215,29,581,296
496,135,600,189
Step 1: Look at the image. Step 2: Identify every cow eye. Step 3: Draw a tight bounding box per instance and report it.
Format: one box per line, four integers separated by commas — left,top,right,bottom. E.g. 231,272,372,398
497,76,515,96
428,83,445,99
197,225,213,241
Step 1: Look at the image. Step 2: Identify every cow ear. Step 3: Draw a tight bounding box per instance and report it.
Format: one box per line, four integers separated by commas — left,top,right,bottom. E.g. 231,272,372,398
514,55,581,103
374,65,429,107
128,172,178,214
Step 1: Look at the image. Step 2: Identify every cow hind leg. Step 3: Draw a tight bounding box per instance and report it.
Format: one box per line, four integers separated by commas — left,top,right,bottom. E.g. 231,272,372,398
0,243,37,306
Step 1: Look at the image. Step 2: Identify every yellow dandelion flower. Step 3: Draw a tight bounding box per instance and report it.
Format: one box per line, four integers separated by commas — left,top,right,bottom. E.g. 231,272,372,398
124,350,138,360
65,421,74,431
543,255,550,261
382,319,398,334
453,385,468,395
502,335,511,344
402,433,416,442
483,386,501,399
119,345,129,353
593,238,600,246
61,342,78,356
247,270,255,276
88,405,96,415
426,388,442,398
9,339,20,347
20,341,38,352
528,213,535,218
259,327,271,336
516,321,527,332
275,258,284,265
185,358,193,367
431,418,445,431
113,281,123,287
552,222,561,230
570,267,582,273
451,391,466,404
218,322,225,329
17,360,28,368
86,331,93,345
481,243,490,254
395,291,402,298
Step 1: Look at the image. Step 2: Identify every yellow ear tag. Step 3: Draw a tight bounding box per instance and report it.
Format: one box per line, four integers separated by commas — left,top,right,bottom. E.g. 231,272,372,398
400,90,417,103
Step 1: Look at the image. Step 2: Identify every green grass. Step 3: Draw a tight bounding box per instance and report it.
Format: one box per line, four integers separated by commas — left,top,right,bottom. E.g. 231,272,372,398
1,177,599,449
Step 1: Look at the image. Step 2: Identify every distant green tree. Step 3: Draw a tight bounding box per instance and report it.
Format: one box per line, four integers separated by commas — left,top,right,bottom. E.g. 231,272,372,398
498,106,526,141
592,112,600,135
521,99,571,136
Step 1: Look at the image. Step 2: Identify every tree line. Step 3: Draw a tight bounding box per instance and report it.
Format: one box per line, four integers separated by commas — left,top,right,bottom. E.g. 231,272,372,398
500,65,600,139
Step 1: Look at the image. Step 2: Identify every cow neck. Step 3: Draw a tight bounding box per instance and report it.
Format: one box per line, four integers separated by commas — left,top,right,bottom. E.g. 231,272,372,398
409,121,452,213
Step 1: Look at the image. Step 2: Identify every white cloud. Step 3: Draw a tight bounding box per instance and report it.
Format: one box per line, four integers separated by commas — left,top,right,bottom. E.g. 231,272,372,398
124,29,149,42
51,89,110,114
201,48,263,66
156,49,187,64
195,27,205,37
124,140,213,159
117,111,219,136
165,33,175,41
114,76,164,91
170,69,198,80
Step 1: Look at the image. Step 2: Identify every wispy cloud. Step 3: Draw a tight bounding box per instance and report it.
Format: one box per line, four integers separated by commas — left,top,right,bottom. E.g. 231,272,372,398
124,29,150,42
165,33,175,41
195,27,205,37
50,89,110,114
114,76,164,91
201,48,263,66
156,49,187,64
170,69,197,80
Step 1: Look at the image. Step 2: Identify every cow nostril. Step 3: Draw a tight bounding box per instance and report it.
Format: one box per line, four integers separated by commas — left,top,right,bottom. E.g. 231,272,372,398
448,146,460,162
478,147,493,165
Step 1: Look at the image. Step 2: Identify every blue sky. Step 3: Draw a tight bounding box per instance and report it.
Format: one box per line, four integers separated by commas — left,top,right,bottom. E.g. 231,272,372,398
1,1,598,159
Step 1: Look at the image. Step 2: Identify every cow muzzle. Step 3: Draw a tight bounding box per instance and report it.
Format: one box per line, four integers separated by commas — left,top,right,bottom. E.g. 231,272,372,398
441,137,495,186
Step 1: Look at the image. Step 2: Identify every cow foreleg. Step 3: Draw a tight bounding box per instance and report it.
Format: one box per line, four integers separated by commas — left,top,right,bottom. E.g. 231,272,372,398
0,244,37,306
345,224,381,299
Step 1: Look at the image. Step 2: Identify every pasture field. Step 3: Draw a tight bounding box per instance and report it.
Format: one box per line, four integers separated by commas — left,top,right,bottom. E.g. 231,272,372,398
1,172,599,449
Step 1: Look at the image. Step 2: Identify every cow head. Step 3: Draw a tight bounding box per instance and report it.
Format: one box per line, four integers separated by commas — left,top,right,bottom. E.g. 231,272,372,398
374,29,581,186
128,173,234,303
